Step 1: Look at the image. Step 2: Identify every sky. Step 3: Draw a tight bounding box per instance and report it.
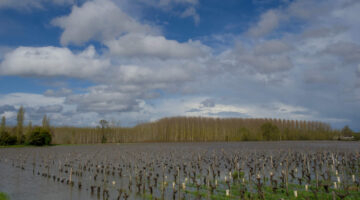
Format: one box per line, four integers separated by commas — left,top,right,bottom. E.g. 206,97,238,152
0,0,359,130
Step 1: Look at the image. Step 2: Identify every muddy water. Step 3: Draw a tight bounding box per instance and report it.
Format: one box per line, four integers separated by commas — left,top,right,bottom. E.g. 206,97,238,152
0,141,359,200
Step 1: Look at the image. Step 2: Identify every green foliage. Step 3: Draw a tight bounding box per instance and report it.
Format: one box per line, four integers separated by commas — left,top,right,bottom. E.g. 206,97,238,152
232,171,244,181
27,127,52,146
261,122,280,141
0,116,5,133
341,125,353,137
0,131,17,146
238,127,252,141
99,120,108,143
101,134,107,143
352,132,360,141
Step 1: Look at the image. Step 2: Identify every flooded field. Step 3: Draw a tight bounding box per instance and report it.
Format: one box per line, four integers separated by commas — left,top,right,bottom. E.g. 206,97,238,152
0,141,360,200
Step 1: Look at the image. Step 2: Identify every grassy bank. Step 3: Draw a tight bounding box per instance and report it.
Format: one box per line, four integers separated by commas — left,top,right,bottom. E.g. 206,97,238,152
0,193,9,200
0,144,28,148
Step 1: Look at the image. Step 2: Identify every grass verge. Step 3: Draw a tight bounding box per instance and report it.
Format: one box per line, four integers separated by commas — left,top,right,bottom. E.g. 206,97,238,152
0,192,9,200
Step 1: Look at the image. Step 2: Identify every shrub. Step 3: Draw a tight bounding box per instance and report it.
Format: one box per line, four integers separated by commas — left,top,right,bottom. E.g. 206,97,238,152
0,131,17,146
261,122,280,141
352,133,360,141
27,127,52,146
341,125,353,137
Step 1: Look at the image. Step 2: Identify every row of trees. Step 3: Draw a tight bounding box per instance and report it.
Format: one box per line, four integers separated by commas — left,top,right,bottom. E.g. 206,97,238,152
51,117,343,144
0,106,52,146
2,112,356,145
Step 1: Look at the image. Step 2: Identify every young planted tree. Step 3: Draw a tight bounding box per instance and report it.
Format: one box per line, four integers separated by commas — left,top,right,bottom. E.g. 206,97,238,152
16,106,25,143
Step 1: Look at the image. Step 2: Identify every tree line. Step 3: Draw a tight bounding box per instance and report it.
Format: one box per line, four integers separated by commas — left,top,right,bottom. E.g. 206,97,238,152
1,107,357,145
52,117,355,144
0,106,51,146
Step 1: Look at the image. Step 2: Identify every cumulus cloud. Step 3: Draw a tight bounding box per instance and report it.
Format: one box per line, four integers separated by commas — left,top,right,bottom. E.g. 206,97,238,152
323,41,360,64
52,0,156,45
37,105,63,113
223,41,293,74
1,0,360,129
66,85,141,113
133,0,200,24
241,54,293,74
304,70,337,84
0,105,16,114
0,45,109,79
247,10,280,37
44,88,72,97
105,33,207,59
115,64,192,84
201,99,215,107
0,93,64,107
254,40,292,55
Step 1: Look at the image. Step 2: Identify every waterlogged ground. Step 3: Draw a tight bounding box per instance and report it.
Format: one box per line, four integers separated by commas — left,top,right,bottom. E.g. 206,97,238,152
0,141,360,200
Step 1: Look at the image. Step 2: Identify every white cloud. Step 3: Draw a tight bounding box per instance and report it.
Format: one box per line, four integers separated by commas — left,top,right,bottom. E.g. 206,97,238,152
254,40,292,55
323,41,360,64
223,41,293,74
247,10,280,37
0,93,64,107
134,0,200,24
116,65,192,84
105,33,207,59
0,45,109,78
1,0,360,129
180,7,200,25
66,85,141,113
52,0,156,45
44,88,72,97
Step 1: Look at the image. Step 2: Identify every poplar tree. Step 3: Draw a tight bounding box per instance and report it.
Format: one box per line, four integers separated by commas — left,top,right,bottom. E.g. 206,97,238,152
42,114,50,130
0,116,5,134
16,106,24,143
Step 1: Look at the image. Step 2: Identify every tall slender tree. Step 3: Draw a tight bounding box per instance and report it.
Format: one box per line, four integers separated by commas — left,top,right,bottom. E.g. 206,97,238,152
0,116,5,134
42,114,50,130
99,119,108,143
26,120,33,140
16,106,25,143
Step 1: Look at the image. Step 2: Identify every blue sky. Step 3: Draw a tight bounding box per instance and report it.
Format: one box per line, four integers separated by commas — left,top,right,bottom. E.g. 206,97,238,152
0,0,359,131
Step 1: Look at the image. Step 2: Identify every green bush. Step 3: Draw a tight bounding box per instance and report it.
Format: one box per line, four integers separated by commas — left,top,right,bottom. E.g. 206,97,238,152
261,122,280,141
27,127,52,146
352,133,360,141
0,131,17,146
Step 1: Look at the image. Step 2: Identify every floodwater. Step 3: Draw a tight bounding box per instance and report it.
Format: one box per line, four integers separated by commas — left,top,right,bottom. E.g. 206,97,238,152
0,141,359,200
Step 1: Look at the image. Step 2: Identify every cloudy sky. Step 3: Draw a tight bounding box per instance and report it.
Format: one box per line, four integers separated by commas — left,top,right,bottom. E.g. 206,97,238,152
0,0,359,130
